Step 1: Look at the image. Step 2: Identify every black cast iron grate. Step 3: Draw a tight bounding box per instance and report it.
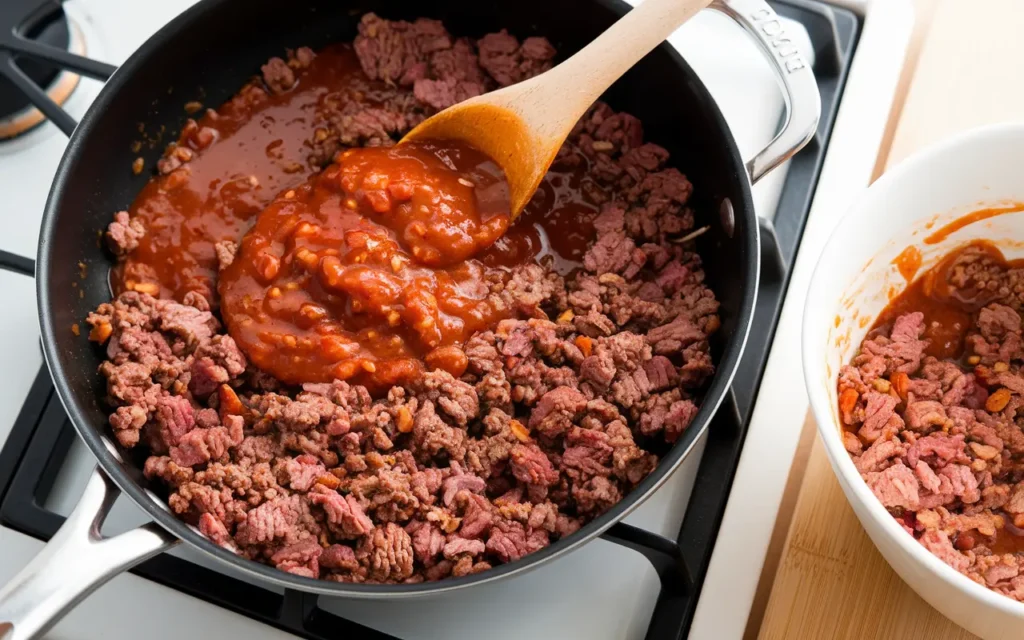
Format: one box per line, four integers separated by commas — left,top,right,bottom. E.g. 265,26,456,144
0,1,857,638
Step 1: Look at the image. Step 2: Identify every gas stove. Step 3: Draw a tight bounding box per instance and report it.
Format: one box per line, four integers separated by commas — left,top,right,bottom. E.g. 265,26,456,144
0,1,912,638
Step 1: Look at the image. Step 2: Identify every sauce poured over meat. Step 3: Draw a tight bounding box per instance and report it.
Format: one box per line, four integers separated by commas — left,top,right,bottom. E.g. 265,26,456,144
872,241,1023,361
113,45,600,304
218,140,519,388
841,239,1024,593
91,14,722,585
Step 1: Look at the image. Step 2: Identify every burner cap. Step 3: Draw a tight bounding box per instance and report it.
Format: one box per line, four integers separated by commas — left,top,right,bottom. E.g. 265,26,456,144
0,3,80,138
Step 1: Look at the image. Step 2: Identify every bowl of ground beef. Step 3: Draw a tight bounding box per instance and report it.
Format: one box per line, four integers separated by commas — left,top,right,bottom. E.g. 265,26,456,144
805,123,1024,639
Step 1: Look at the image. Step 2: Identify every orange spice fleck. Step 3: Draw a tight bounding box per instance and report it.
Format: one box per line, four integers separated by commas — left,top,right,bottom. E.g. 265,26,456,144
575,336,593,357
987,388,1012,412
88,321,112,343
839,388,858,415
890,372,910,400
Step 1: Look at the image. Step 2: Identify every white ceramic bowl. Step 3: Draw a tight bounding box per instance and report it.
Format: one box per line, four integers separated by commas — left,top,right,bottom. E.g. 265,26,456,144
804,123,1024,640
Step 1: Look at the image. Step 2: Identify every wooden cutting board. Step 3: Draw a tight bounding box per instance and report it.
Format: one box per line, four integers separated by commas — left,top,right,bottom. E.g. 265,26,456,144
755,0,1024,638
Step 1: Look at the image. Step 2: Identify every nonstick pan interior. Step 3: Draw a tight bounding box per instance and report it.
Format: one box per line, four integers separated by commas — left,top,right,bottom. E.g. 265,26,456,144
38,0,757,596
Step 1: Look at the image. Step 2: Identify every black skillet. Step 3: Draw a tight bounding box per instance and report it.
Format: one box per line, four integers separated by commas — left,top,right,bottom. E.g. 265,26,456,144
0,0,818,636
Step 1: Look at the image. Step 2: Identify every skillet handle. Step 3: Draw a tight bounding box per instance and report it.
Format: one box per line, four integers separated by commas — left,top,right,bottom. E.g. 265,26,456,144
0,467,178,640
0,250,33,278
710,0,821,184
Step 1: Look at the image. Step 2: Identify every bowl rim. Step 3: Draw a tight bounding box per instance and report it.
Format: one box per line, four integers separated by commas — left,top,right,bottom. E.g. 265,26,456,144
803,121,1024,619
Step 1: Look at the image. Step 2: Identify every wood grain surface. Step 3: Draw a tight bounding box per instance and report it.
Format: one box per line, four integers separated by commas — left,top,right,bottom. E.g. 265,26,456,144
758,438,978,640
756,0,1024,638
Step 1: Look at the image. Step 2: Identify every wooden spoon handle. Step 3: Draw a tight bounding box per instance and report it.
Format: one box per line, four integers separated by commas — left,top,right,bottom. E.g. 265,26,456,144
402,0,716,218
519,0,714,137
558,0,712,99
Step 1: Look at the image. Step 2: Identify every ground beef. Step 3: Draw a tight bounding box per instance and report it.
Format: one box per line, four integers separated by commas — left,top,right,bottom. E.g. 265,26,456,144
843,277,1024,601
92,14,722,584
261,57,296,94
214,240,237,271
354,14,452,86
359,522,415,581
106,211,145,256
477,31,556,88
271,538,322,577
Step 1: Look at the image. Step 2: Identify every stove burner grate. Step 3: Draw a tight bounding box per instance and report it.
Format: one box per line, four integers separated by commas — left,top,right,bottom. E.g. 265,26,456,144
0,0,115,138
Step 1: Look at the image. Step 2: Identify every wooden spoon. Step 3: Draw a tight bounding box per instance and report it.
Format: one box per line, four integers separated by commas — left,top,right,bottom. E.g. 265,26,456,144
401,0,714,218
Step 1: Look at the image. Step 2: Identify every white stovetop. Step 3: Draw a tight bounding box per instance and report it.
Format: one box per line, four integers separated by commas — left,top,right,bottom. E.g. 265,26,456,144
0,1,823,638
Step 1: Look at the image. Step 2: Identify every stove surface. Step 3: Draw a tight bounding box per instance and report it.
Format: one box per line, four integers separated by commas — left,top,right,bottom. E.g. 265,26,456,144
0,1,828,638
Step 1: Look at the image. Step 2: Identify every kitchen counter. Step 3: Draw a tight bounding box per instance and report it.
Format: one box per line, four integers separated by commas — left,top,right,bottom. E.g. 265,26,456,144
755,1,1024,638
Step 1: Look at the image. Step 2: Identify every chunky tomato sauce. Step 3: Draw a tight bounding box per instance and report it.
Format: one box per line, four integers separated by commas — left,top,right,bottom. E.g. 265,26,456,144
115,46,376,301
218,141,516,387
114,45,606,389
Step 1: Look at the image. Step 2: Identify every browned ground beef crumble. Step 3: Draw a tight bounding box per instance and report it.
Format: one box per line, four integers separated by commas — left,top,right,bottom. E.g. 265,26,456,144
841,245,1024,600
89,14,719,583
